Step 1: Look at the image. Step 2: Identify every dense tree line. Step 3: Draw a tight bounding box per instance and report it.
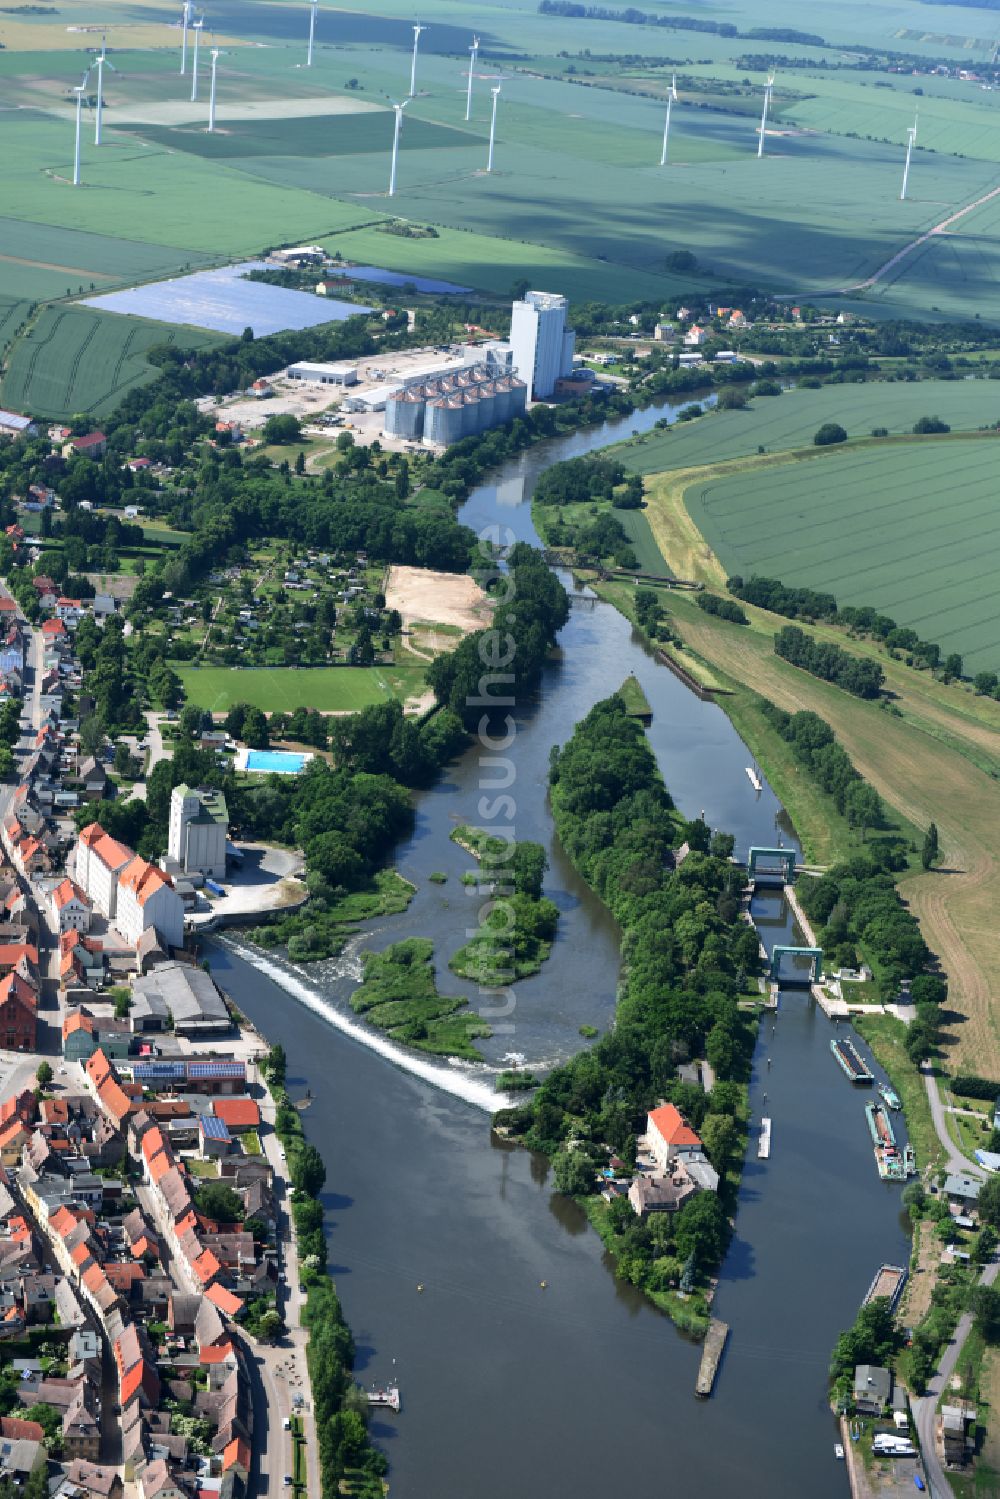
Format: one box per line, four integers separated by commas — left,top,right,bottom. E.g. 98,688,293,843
727,575,964,679
696,593,747,625
427,544,570,728
797,856,934,1005
534,455,643,508
774,624,884,699
501,694,761,1302
537,0,824,44
541,507,638,567
761,704,884,838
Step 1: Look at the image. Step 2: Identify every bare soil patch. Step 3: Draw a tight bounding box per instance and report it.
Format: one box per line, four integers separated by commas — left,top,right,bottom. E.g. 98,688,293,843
386,565,493,634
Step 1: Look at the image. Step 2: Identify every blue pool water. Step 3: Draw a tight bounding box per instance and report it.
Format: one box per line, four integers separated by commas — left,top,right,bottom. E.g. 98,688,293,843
82,263,372,337
245,750,307,774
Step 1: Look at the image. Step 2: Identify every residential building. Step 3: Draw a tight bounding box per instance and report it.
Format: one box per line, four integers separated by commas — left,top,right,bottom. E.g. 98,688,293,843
644,1104,703,1173
0,975,36,1052
51,879,92,935
76,825,134,921
63,433,107,461
115,859,184,950
509,290,576,400
167,786,228,879
854,1364,892,1415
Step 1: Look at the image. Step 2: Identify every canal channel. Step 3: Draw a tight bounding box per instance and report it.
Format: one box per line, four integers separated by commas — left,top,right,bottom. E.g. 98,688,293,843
214,395,911,1498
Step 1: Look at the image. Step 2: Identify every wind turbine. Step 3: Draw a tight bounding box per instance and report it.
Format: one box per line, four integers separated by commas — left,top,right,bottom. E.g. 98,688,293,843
757,70,774,158
190,16,204,103
409,23,424,97
72,75,87,186
306,0,318,67
208,47,225,131
486,80,501,172
660,71,677,166
388,97,410,196
465,34,479,121
92,36,118,146
180,0,193,74
900,116,917,200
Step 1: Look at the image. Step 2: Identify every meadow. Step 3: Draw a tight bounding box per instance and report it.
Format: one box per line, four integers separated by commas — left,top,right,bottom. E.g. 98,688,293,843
176,664,427,714
685,435,1000,673
1,306,221,420
622,380,1000,476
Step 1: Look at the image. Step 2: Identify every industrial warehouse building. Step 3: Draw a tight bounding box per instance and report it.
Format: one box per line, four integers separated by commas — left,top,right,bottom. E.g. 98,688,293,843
384,363,527,446
286,361,359,386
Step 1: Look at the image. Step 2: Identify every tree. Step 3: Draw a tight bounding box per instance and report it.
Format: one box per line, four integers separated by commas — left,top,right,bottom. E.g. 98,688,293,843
972,1285,1000,1342
674,1191,727,1273
35,1062,52,1089
194,1183,244,1223
978,1173,1000,1229
291,1142,327,1197
553,1148,596,1196
913,415,950,435
700,1113,737,1174
262,413,301,444
814,422,847,446
294,450,306,475
921,823,939,871
241,706,269,749
114,741,132,777
258,1309,284,1342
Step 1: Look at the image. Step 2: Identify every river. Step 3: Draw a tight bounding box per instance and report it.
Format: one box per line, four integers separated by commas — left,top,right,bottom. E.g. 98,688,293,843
215,394,910,1497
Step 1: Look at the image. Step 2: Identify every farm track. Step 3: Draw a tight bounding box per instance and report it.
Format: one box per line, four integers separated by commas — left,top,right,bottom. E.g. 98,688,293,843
846,181,1000,292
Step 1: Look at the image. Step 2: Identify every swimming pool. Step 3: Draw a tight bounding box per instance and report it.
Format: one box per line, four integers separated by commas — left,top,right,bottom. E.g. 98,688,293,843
242,749,310,775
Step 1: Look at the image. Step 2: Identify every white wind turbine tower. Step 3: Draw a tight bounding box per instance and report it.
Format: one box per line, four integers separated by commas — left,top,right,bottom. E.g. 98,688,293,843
72,74,87,185
900,115,917,200
208,46,225,131
388,97,410,196
180,0,193,74
190,16,204,103
409,23,424,97
306,0,318,67
465,34,479,121
486,79,503,172
92,36,118,146
757,69,774,158
660,71,677,166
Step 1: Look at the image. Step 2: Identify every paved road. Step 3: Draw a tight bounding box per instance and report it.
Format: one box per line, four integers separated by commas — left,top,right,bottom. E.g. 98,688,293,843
922,1063,987,1180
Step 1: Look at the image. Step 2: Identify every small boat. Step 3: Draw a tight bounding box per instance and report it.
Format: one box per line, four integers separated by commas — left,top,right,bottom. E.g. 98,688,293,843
904,1144,917,1176
879,1082,902,1110
758,1117,771,1159
834,1443,845,1460
745,766,762,792
367,1385,401,1412
862,1263,908,1313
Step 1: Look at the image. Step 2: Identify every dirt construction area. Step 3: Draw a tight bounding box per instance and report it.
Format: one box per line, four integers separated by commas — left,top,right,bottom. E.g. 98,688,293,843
386,566,493,633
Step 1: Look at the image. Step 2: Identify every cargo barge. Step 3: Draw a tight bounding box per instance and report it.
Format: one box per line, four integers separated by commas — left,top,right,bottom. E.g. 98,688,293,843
831,1037,873,1085
861,1263,908,1313
866,1101,907,1181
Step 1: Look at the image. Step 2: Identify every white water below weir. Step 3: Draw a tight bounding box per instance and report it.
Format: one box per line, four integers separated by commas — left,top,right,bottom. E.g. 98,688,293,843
223,940,510,1113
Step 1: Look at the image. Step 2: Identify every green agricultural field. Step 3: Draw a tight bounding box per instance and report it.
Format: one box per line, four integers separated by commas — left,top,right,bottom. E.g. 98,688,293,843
622,381,1000,476
2,306,221,419
0,298,31,361
0,210,219,300
131,111,481,161
685,434,1000,672
177,664,427,714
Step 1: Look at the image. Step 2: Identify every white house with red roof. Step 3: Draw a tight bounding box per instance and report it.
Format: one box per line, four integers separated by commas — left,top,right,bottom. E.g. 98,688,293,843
684,324,708,348
115,858,183,949
50,879,92,935
75,824,134,921
644,1103,704,1173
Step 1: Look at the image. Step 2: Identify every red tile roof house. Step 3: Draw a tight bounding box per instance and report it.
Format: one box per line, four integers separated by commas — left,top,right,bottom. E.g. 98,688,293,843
0,973,37,1051
643,1103,704,1174
65,432,107,460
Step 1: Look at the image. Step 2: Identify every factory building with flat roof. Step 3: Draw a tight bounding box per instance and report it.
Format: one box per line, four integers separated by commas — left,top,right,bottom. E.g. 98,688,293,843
286,361,359,386
384,363,527,447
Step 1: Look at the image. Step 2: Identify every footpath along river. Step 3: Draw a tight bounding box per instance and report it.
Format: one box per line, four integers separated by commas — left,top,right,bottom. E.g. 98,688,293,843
215,395,910,1497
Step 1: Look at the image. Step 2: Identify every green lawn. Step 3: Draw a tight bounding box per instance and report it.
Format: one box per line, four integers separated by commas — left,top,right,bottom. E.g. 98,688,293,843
684,434,1000,674
177,664,426,714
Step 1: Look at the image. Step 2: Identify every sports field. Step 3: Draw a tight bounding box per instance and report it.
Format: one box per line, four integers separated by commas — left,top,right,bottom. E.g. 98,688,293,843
177,664,427,714
684,435,1000,673
1,306,221,420
622,381,1000,477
